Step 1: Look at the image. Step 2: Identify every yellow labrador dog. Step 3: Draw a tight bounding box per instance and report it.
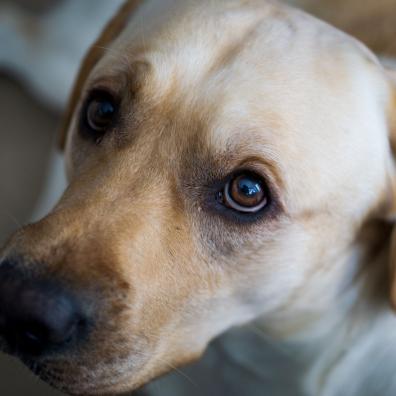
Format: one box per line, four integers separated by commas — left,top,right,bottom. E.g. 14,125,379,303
1,0,396,395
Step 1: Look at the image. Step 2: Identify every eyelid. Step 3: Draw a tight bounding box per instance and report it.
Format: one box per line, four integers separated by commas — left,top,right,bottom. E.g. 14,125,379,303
231,159,284,206
84,87,120,104
236,158,283,188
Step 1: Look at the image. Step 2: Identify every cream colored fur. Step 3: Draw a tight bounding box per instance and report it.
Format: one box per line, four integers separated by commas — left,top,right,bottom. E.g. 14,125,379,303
1,1,396,395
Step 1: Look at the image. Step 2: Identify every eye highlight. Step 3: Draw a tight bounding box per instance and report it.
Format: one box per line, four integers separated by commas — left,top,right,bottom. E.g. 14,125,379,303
218,172,269,213
81,90,119,142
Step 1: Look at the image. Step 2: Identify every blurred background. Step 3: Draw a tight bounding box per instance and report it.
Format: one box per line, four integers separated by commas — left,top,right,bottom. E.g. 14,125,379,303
0,0,61,246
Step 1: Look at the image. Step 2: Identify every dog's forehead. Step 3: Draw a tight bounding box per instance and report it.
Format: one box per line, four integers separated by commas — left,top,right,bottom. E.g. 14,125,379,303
102,0,383,139
91,0,389,214
109,0,377,86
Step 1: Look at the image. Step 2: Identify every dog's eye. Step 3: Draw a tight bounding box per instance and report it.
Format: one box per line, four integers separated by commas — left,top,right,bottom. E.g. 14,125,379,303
220,172,268,213
81,90,118,141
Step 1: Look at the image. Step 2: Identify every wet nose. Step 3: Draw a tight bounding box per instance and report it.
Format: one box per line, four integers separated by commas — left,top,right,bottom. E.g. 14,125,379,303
0,260,87,357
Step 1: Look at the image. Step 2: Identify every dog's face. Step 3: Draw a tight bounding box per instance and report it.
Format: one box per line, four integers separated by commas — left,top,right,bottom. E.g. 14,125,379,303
1,0,396,395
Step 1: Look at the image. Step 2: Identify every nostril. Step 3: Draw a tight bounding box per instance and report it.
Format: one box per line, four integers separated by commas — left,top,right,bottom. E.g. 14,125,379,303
2,298,86,357
15,316,82,356
24,330,41,344
16,322,48,356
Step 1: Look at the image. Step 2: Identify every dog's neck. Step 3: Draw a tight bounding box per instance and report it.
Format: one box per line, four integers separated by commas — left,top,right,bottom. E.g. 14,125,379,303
147,220,395,396
300,229,394,396
222,220,396,396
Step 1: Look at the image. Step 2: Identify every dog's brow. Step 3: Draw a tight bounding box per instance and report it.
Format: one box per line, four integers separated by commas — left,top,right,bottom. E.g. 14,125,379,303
217,137,285,188
89,60,151,93
183,136,284,193
125,60,152,92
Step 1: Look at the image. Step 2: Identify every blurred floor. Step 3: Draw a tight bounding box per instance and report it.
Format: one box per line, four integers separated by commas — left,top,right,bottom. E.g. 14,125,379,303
0,0,62,243
0,74,59,245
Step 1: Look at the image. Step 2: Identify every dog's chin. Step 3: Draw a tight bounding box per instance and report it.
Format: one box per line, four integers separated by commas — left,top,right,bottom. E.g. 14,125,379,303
26,366,129,395
0,331,166,396
22,359,75,395
20,356,151,396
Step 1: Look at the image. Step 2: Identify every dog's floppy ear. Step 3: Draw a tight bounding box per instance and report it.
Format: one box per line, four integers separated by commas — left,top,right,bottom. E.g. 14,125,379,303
58,0,143,150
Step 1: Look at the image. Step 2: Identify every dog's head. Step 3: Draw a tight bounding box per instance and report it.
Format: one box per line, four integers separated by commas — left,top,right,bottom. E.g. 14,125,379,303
1,0,396,394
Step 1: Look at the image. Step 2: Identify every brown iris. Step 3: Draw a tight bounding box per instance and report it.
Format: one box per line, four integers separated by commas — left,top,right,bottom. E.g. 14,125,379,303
224,173,268,213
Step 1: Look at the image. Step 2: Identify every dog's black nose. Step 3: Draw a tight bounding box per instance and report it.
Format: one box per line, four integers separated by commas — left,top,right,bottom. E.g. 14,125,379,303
0,261,86,357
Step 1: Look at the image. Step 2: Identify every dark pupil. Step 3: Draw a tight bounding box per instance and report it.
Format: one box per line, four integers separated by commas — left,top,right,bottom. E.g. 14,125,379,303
88,100,115,130
97,101,114,119
237,177,262,197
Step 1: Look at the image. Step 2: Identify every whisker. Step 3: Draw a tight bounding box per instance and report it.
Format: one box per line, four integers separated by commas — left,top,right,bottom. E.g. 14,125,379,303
133,349,198,388
162,361,198,388
247,324,292,356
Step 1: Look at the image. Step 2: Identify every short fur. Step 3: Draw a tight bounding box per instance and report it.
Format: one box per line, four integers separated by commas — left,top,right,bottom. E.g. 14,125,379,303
1,1,396,395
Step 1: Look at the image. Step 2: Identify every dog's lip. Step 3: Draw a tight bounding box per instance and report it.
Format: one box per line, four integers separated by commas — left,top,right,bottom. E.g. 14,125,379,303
19,356,141,396
21,358,72,394
23,358,42,374
1,341,147,395
0,349,61,392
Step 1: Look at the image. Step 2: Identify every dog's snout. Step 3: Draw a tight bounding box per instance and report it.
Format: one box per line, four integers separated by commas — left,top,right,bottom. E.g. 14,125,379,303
0,260,87,357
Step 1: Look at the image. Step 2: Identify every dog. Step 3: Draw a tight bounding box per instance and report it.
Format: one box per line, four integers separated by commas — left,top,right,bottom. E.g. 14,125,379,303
1,0,396,395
